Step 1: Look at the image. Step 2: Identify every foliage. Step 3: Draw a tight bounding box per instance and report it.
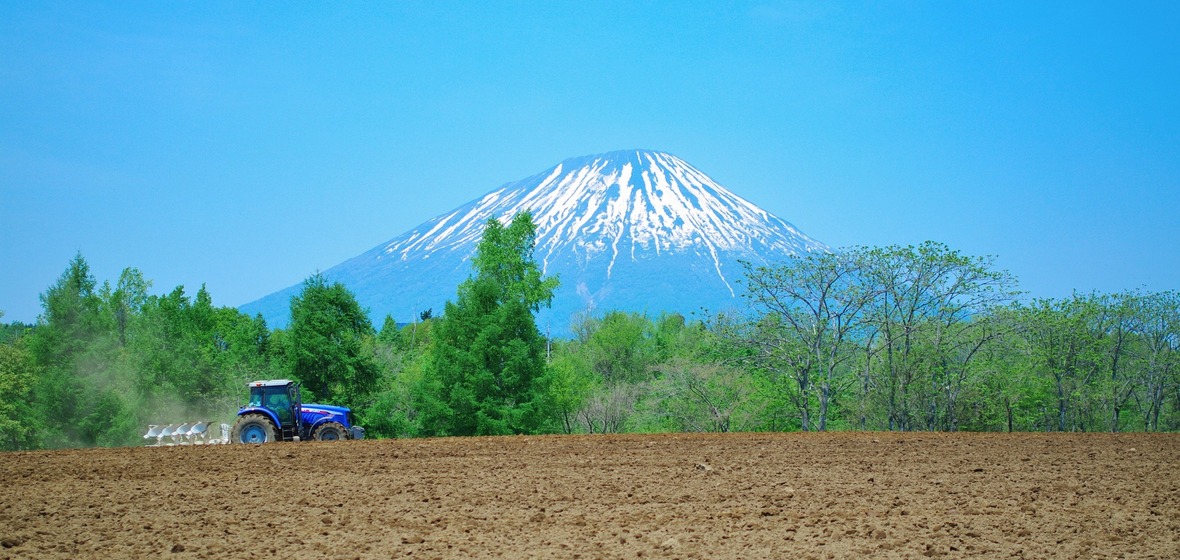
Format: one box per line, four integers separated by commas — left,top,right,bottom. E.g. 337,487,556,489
421,212,558,436
5,255,280,448
0,312,32,345
286,273,379,409
740,250,872,431
535,340,596,434
573,311,659,384
725,243,1180,433
0,336,38,449
2,243,1178,452
363,319,434,438
641,358,760,433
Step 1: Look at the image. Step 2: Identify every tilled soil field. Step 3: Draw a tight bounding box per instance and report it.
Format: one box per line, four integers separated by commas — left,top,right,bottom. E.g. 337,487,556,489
1,432,1178,559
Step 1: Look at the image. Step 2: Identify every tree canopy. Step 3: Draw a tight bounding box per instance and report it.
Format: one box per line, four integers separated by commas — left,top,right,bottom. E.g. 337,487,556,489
420,212,558,436
285,273,378,407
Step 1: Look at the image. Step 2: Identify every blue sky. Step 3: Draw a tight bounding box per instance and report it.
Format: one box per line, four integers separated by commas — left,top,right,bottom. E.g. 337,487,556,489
2,1,1177,324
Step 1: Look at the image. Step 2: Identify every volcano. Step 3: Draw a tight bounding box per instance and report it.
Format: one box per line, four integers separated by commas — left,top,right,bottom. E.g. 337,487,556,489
240,150,826,336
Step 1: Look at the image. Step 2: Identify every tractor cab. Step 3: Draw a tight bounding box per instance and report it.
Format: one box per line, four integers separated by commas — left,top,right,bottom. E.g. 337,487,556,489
246,380,302,441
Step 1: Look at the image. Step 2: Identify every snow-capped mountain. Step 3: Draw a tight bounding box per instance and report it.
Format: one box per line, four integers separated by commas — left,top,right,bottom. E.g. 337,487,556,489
240,149,826,336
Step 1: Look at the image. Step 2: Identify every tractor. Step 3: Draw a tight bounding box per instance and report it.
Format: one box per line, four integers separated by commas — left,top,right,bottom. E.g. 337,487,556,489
230,379,365,444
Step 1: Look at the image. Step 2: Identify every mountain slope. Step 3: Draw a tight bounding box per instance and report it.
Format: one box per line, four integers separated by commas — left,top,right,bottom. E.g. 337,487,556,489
241,150,826,335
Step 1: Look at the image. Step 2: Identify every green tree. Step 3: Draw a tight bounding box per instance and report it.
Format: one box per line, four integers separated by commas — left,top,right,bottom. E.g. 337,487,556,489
422,212,558,436
1135,291,1179,431
536,340,595,434
99,268,151,346
286,274,378,408
1015,295,1109,431
1097,291,1141,432
740,251,872,431
574,311,658,384
960,307,1019,431
27,253,109,446
363,317,434,438
129,285,256,412
859,242,1018,431
0,335,39,449
1,310,33,345
643,358,759,433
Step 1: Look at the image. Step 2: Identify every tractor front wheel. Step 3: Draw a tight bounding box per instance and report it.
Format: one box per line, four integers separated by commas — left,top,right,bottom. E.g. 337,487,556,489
231,413,277,444
312,422,348,441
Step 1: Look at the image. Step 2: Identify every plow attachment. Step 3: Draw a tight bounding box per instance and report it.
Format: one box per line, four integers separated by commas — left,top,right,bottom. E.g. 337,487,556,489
143,422,232,446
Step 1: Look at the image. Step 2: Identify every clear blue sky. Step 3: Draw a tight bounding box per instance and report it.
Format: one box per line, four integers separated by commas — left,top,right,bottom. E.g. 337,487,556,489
2,2,1177,324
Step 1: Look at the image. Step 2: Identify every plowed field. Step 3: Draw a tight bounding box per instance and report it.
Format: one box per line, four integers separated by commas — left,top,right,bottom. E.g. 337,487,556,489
2,433,1178,559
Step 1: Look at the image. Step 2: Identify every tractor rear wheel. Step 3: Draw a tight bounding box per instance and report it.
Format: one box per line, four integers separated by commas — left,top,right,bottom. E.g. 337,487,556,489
231,413,277,444
312,422,348,441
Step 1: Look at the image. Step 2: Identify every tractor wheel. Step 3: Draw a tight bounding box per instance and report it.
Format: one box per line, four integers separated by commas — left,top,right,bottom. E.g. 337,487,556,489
231,413,277,444
312,422,348,442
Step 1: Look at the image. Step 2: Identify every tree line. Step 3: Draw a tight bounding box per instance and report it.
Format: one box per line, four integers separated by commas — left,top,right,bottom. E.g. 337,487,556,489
732,243,1178,433
1,218,1177,450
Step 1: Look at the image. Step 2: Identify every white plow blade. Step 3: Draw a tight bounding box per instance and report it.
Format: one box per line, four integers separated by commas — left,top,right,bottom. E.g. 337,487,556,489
143,425,165,446
143,421,231,446
185,421,211,444
170,423,192,445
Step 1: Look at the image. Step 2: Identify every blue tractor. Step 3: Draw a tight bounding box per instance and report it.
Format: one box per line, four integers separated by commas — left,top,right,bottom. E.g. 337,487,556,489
231,379,365,443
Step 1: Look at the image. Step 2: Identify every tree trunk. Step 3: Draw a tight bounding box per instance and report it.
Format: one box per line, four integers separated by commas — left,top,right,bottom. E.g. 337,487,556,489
818,384,830,432
797,371,811,432
1057,384,1067,433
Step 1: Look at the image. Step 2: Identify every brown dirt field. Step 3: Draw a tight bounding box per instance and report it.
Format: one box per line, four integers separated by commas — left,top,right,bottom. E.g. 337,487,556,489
1,433,1178,559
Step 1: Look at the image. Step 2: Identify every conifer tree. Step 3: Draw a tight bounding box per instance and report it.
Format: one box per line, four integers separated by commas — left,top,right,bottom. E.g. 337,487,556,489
286,274,378,407
422,212,558,436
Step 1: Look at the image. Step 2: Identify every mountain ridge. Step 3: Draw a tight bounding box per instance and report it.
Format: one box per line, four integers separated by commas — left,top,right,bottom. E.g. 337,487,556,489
241,149,826,335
